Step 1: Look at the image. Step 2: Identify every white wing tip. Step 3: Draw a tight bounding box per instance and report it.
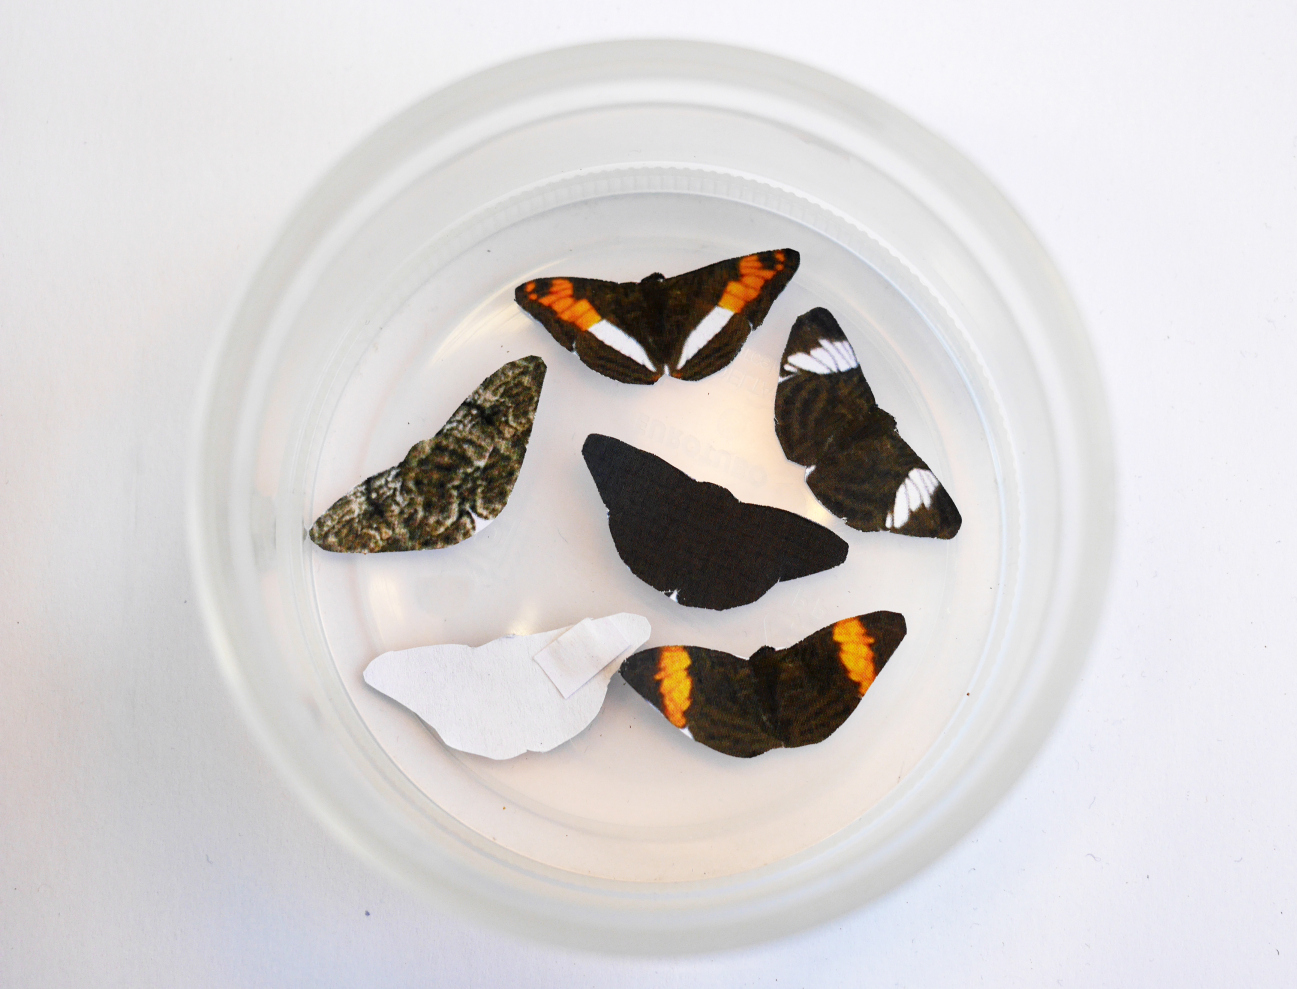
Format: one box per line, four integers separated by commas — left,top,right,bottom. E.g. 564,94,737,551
888,468,940,530
785,338,859,375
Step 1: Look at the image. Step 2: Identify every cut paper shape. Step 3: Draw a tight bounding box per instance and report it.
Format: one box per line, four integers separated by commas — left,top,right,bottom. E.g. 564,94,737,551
515,250,799,384
533,614,651,699
775,309,961,539
582,433,848,611
363,613,651,760
620,612,907,758
310,356,547,552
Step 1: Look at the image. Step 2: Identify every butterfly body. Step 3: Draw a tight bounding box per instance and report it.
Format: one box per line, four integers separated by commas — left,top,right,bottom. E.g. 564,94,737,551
516,250,799,384
582,434,848,611
621,612,907,758
775,309,961,539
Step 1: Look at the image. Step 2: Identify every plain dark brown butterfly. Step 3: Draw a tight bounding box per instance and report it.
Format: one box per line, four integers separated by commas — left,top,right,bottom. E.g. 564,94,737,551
582,434,847,611
515,250,799,384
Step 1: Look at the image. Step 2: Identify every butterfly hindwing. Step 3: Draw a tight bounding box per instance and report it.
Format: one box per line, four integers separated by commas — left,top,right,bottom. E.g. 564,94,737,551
515,250,798,384
309,356,546,552
622,611,907,758
620,646,783,758
775,308,962,539
582,434,848,611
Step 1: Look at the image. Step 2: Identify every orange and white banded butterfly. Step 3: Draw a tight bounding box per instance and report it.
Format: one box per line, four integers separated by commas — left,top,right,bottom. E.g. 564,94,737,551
516,250,799,385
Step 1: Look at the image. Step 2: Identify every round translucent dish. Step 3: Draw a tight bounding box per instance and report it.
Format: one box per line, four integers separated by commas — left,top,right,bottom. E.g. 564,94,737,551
188,41,1113,952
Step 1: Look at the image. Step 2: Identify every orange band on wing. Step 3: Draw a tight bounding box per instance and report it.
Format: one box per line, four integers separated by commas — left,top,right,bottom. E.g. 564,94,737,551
655,646,693,728
718,252,786,314
833,618,877,696
527,278,603,332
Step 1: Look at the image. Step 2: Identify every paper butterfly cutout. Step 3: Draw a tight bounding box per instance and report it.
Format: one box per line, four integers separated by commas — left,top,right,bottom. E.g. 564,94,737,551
364,613,651,760
310,356,546,552
515,250,799,384
582,433,847,611
620,612,907,758
775,309,962,538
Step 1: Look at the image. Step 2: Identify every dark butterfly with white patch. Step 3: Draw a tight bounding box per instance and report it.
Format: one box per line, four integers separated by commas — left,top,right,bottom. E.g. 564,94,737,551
620,612,907,758
516,250,799,384
582,434,848,611
775,308,962,539
309,356,546,553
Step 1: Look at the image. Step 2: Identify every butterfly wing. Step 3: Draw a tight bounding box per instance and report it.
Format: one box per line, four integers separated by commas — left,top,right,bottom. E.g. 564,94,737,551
776,308,962,539
774,307,877,465
515,276,664,384
309,356,546,552
808,432,963,538
657,249,799,380
462,369,544,523
752,611,907,748
620,645,784,758
581,432,706,596
581,434,848,611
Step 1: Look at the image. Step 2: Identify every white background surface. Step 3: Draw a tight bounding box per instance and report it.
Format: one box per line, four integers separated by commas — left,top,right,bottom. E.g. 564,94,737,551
3,1,1294,985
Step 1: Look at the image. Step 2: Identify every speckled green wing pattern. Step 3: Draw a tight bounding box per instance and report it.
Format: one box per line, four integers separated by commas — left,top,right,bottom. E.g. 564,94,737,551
309,356,546,553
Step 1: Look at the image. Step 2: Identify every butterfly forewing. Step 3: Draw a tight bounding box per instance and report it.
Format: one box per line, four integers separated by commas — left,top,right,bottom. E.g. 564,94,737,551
661,249,799,379
516,276,665,384
775,308,962,539
762,611,907,747
778,306,873,395
620,646,784,758
750,624,856,748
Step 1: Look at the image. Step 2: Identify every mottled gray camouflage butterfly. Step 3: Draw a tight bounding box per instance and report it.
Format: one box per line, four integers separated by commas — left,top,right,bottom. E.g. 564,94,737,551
581,433,847,611
309,356,546,553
